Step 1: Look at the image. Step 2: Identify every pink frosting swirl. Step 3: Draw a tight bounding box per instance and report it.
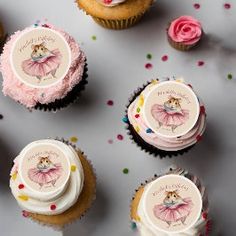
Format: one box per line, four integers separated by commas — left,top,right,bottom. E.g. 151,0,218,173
0,24,86,109
168,16,202,45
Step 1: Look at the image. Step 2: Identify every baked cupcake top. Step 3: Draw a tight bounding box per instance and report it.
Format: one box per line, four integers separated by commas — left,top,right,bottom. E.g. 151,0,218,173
168,16,202,45
127,78,206,151
133,167,209,235
1,23,86,109
96,0,126,7
10,139,84,215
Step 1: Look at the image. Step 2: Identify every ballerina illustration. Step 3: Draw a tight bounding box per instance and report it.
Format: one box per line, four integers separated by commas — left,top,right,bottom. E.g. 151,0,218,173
151,96,189,133
28,156,63,189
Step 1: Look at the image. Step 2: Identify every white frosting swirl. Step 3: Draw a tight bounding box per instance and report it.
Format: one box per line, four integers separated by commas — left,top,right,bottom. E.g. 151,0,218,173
10,139,84,215
135,168,209,236
96,0,127,7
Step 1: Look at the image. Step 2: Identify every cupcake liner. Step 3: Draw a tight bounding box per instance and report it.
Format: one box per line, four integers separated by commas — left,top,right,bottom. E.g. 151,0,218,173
34,62,88,112
25,138,96,229
130,169,211,235
167,35,197,51
125,81,195,158
92,13,144,30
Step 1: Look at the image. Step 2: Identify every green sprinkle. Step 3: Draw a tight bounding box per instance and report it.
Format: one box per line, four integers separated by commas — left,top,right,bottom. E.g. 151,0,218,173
228,73,233,80
146,53,152,60
123,168,129,174
91,35,97,41
131,222,137,230
136,107,141,113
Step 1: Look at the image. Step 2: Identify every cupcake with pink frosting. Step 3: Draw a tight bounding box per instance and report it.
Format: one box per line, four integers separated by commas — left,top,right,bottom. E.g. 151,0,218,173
124,77,207,158
167,16,203,51
0,23,88,111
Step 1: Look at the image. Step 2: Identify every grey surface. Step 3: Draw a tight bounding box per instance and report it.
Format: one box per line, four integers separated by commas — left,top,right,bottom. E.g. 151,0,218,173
0,0,235,235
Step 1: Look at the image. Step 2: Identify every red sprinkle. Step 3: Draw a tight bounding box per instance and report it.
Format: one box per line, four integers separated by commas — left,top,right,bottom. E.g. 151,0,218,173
187,84,193,89
18,184,25,189
200,106,206,114
117,134,124,141
104,0,112,4
135,114,140,118
161,55,168,62
202,212,208,220
224,3,231,9
108,139,113,144
194,3,201,9
198,61,205,66
107,100,114,106
196,135,203,142
50,204,57,211
145,63,153,70
22,210,30,218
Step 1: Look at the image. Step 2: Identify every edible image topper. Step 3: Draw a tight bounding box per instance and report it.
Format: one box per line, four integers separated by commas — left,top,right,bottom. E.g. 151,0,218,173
143,81,200,138
143,175,202,233
19,143,70,193
11,27,71,88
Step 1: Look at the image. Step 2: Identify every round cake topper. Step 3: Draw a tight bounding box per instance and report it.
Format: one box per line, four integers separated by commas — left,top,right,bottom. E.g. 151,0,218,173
18,141,70,195
10,27,71,88
143,81,200,138
142,175,202,234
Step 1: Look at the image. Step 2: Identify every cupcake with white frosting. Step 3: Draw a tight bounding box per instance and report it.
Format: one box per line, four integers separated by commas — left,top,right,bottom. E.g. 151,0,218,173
130,167,211,236
125,77,207,158
10,139,96,229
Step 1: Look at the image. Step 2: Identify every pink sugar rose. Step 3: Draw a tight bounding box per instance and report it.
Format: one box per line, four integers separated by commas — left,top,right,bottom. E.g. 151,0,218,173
168,16,202,45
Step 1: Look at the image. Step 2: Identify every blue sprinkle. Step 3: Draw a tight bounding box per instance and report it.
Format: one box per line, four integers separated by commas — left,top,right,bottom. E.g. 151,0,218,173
131,222,137,230
146,128,153,133
34,23,38,27
122,116,128,123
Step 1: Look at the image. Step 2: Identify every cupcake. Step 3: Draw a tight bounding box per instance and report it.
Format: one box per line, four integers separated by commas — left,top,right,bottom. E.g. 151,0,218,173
1,23,88,111
10,139,96,229
76,0,153,30
125,78,206,158
167,16,203,51
130,167,211,235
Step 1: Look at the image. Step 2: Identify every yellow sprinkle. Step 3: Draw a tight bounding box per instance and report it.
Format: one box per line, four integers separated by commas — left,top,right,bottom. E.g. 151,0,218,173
18,195,29,201
71,165,77,172
135,126,140,133
151,79,158,85
175,78,184,83
138,94,144,107
70,136,78,143
11,173,17,180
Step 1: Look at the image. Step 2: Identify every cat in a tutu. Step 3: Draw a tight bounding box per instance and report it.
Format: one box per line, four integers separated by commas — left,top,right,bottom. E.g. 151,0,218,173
28,156,63,189
151,96,189,133
153,190,193,227
22,42,62,83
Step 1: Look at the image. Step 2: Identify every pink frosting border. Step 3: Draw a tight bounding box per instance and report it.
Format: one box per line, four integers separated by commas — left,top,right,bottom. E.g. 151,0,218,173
0,24,86,108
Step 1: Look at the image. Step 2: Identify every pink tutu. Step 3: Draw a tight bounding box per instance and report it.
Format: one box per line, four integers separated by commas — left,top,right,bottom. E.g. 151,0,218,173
153,198,193,223
28,163,63,186
22,49,62,78
151,104,189,127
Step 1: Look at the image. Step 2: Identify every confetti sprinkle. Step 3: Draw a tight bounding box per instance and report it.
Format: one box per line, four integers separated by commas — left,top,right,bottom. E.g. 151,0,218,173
193,3,201,9
123,168,129,174
146,53,152,60
146,128,153,133
145,63,153,70
34,24,38,27
134,126,140,133
200,106,206,114
22,210,30,218
18,195,29,201
117,134,124,141
131,222,137,230
135,114,140,118
71,165,77,172
161,55,168,62
107,100,114,106
224,3,231,9
11,173,17,180
228,73,233,80
198,61,205,66
18,184,25,189
50,204,57,211
108,139,113,144
70,136,78,143
196,135,202,142
91,35,97,41
0,114,3,120
122,116,129,123
136,107,141,113
202,212,208,220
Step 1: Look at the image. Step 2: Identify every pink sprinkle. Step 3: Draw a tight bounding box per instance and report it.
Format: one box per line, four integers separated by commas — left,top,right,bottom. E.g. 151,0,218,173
161,55,168,62
198,61,205,66
145,63,153,70
194,3,201,9
108,139,113,144
117,134,124,141
107,100,114,106
224,3,231,9
22,210,30,218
